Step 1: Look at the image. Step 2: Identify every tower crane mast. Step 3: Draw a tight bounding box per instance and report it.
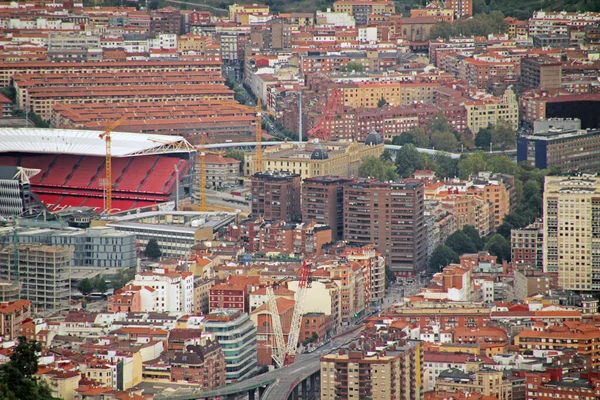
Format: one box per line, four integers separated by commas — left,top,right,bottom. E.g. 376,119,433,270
99,116,126,214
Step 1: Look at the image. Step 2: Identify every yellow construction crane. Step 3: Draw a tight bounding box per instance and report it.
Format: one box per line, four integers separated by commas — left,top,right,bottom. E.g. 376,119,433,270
199,133,225,212
198,98,276,174
99,116,126,214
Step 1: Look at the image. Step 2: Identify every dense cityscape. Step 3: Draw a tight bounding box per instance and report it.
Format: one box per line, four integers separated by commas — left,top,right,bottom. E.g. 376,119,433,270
0,0,599,399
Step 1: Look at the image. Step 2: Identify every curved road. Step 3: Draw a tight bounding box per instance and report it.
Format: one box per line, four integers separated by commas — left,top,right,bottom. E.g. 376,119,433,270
155,326,364,400
204,141,461,159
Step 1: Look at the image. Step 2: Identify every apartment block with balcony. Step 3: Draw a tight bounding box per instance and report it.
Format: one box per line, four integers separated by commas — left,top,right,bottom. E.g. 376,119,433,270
543,176,600,290
302,176,353,241
202,309,257,383
251,170,301,221
321,337,423,400
511,219,544,268
343,178,426,278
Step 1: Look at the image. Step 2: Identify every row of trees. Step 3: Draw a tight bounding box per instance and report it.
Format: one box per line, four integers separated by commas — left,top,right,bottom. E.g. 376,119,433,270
391,114,471,152
77,276,108,295
429,11,508,39
428,225,511,273
474,122,517,150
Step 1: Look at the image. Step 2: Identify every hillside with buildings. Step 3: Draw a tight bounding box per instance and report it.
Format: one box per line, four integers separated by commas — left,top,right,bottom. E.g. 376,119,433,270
0,0,599,399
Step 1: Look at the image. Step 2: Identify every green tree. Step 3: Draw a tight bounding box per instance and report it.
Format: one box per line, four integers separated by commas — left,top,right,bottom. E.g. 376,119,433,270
433,153,459,178
403,127,430,148
475,125,493,148
358,156,399,182
381,149,394,162
92,276,108,293
445,231,478,255
485,234,511,262
462,225,484,251
457,152,489,179
428,245,459,273
377,97,387,107
78,278,94,295
430,130,459,151
395,144,425,177
226,149,245,172
144,238,162,260
343,62,365,72
487,155,519,176
392,131,414,146
492,120,516,150
111,268,136,291
0,337,55,400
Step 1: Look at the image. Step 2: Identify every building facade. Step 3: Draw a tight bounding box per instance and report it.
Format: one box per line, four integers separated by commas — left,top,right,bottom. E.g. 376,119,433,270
251,170,301,221
0,244,71,310
343,179,426,278
320,339,423,400
543,176,600,291
202,309,258,383
302,176,353,241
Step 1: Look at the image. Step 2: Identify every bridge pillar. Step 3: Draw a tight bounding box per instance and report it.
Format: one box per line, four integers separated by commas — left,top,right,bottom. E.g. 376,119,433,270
301,379,308,399
291,386,299,400
248,388,256,400
258,386,266,399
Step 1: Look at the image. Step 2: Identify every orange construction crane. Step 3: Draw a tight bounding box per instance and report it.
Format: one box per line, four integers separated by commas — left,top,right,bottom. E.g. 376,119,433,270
307,88,344,142
99,116,126,214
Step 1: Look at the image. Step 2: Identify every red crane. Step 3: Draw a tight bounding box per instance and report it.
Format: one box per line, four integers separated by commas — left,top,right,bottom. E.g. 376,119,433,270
307,88,344,142
266,259,312,368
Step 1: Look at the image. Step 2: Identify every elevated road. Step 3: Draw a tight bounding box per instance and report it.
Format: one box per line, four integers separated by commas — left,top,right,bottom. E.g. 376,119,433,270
204,141,461,159
155,326,364,400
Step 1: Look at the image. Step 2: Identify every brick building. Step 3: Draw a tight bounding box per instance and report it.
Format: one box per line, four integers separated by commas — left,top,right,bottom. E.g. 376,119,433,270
302,176,353,241
343,178,426,278
520,56,562,90
251,170,301,221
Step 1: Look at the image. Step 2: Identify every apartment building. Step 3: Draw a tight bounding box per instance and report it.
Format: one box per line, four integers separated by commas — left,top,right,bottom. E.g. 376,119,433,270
520,56,562,90
515,323,600,367
202,309,257,383
0,59,221,88
131,269,194,314
464,88,519,133
288,279,340,328
300,313,332,343
320,338,422,400
517,126,600,172
514,266,551,300
435,365,512,400
53,101,256,145
202,155,241,189
251,170,301,221
343,179,426,278
341,81,440,109
0,244,71,310
390,305,491,329
511,219,543,267
333,0,395,25
343,245,386,305
170,342,226,387
444,0,472,18
244,141,384,179
0,300,32,339
302,176,353,241
543,176,600,291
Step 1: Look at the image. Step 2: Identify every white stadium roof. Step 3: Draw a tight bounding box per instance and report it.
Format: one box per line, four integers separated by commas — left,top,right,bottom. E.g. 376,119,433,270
0,128,195,157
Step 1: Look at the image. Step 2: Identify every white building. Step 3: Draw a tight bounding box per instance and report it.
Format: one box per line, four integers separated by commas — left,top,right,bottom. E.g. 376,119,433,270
131,269,194,314
288,279,340,328
316,9,356,27
202,309,257,383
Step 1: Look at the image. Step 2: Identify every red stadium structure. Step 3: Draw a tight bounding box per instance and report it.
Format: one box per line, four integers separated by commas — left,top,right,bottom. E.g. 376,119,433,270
0,129,196,214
